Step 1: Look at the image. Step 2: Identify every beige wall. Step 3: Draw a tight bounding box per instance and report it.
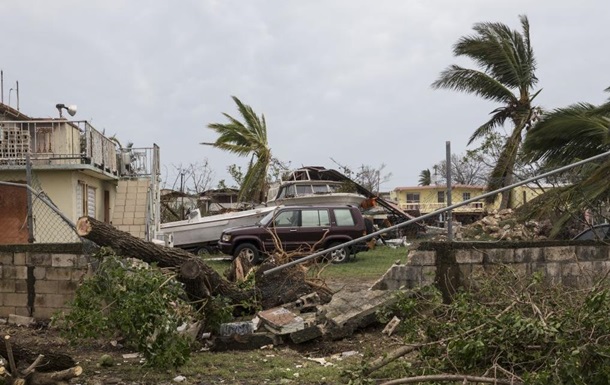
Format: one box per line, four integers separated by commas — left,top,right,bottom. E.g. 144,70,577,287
0,170,117,223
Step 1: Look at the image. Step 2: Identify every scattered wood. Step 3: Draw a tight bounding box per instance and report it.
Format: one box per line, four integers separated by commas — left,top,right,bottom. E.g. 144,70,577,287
1,335,81,385
379,373,522,385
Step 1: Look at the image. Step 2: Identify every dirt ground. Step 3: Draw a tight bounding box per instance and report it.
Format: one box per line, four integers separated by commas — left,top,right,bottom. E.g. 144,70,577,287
1,277,394,385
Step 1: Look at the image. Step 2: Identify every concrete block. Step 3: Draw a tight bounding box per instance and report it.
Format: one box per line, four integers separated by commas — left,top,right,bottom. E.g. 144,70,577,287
45,267,72,281
0,280,16,293
52,254,76,267
8,314,34,326
28,253,52,266
544,246,576,262
14,266,27,280
34,293,70,308
14,307,30,317
2,266,15,279
15,281,27,293
0,306,16,318
422,266,437,286
123,217,135,225
33,267,46,280
409,251,436,266
35,280,59,294
0,252,13,264
13,252,26,266
514,247,543,263
57,281,78,294
484,248,515,264
3,293,28,307
455,249,483,264
575,245,608,261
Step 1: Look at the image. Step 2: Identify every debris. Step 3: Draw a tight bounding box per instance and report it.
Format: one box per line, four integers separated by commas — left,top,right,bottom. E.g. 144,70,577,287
258,307,305,335
121,353,140,359
8,314,34,327
382,316,401,336
173,375,187,382
219,321,256,337
307,357,335,367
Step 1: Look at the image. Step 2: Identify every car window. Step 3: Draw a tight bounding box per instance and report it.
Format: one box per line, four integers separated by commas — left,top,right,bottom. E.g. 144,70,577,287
333,208,355,226
273,210,298,227
573,224,610,240
301,209,330,227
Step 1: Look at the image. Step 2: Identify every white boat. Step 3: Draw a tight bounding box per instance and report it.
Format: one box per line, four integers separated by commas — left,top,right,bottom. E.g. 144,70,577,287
266,166,367,207
158,206,276,253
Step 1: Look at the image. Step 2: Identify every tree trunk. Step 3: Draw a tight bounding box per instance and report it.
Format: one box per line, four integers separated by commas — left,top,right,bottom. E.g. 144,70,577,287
76,216,254,305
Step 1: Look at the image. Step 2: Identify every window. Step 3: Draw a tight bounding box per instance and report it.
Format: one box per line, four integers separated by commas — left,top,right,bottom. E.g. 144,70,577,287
437,191,445,203
462,192,471,201
76,181,96,218
333,208,355,226
301,209,330,227
406,193,420,203
274,210,298,227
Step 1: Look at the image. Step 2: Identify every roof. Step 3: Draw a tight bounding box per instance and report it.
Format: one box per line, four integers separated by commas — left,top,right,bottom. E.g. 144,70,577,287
0,103,31,120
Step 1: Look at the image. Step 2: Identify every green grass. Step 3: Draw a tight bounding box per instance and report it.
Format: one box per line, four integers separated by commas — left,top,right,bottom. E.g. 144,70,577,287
205,245,413,282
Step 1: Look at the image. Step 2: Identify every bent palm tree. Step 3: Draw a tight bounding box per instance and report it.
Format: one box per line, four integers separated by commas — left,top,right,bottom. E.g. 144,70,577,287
204,96,271,203
432,15,541,209
521,88,610,234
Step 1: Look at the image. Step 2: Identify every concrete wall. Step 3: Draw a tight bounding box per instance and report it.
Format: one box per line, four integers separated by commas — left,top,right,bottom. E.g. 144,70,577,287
0,244,90,319
373,241,610,301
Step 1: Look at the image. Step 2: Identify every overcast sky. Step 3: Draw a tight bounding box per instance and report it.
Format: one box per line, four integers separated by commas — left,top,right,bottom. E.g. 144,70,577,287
2,1,609,191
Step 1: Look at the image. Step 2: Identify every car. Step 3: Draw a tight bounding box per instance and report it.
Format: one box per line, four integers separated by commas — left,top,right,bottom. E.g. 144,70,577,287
572,223,610,241
218,204,369,264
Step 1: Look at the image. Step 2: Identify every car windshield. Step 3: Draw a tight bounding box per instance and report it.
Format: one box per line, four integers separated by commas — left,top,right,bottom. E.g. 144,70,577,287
258,211,276,226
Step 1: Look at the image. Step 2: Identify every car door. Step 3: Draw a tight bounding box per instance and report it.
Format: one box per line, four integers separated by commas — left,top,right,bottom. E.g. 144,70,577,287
297,208,331,251
261,208,301,253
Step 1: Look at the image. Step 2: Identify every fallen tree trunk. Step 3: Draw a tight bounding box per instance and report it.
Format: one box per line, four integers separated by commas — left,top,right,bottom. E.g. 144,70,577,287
76,216,254,305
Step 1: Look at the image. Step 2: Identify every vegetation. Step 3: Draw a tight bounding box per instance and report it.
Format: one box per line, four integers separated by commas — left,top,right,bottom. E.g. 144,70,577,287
521,87,610,235
204,96,272,203
432,15,541,209
54,248,194,369
365,266,610,384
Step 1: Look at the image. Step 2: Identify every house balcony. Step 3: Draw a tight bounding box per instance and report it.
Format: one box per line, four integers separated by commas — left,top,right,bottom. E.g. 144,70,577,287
0,120,158,180
398,201,485,213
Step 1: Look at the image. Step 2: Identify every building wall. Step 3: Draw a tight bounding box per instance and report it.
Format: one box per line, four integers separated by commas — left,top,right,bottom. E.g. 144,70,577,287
0,244,90,319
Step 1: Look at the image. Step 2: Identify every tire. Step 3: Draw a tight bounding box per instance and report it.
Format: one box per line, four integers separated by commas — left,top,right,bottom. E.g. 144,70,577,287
233,243,261,264
326,242,349,264
195,246,211,257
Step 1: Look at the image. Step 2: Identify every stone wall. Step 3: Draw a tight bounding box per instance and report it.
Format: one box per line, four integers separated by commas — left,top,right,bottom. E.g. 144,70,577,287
0,244,90,319
373,241,610,300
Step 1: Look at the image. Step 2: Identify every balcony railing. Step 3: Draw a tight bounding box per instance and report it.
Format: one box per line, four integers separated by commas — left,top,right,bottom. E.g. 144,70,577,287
399,201,485,212
0,120,119,175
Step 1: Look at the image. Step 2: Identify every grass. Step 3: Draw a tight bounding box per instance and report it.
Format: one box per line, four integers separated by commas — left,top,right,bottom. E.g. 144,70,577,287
204,245,413,282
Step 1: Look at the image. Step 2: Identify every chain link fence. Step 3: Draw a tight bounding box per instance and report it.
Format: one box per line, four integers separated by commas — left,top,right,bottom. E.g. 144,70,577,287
0,172,81,244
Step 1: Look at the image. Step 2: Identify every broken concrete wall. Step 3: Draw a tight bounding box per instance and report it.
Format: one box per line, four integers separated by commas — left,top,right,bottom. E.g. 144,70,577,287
0,244,90,319
373,241,610,301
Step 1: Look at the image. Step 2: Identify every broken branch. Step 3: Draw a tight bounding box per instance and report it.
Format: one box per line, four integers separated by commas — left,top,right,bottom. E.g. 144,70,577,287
379,374,522,385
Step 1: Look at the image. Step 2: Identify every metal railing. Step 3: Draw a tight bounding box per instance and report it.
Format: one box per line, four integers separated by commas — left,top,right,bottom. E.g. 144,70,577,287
399,202,484,212
0,120,119,174
264,149,610,275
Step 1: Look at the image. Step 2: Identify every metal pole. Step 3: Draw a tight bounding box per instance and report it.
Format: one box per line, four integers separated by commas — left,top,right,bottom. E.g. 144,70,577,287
26,152,34,243
263,149,610,276
446,141,453,241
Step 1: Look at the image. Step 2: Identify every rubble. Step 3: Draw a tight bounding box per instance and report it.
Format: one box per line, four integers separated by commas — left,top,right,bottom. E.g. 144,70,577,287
447,209,552,241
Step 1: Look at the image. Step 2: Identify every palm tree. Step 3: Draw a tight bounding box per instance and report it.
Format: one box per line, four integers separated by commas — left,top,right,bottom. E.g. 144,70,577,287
204,96,271,203
418,169,431,186
432,15,541,209
521,88,610,234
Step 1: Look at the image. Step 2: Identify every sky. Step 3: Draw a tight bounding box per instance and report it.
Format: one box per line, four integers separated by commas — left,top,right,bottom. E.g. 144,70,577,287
2,0,609,192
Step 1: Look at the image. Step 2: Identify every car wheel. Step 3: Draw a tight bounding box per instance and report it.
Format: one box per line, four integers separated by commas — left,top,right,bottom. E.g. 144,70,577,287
234,243,261,264
327,242,349,264
195,246,211,257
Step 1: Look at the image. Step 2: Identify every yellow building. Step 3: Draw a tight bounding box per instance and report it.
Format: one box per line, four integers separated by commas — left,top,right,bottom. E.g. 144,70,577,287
391,183,550,225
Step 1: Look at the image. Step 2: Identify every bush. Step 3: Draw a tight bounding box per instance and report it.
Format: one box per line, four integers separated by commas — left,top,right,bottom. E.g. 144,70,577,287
55,248,193,368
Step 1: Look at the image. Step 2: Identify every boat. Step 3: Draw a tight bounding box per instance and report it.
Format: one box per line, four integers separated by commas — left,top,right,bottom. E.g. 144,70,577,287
266,166,368,207
158,206,276,253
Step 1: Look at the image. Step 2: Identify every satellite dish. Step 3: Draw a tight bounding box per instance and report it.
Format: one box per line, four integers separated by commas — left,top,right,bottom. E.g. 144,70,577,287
67,105,77,116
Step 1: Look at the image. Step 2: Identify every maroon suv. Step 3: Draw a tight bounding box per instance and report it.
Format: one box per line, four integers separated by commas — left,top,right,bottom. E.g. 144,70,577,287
218,205,369,264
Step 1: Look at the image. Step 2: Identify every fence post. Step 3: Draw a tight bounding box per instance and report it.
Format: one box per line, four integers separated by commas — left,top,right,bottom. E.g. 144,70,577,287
26,151,34,243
